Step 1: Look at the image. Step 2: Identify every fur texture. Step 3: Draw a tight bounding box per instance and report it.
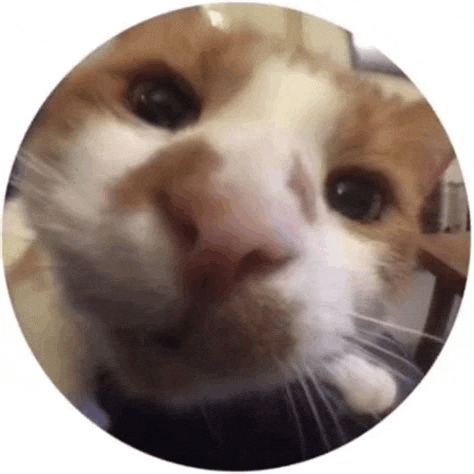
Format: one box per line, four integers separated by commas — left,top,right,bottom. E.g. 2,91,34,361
6,6,453,462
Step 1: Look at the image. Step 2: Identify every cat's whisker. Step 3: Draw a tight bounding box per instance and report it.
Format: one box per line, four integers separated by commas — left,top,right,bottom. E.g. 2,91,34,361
355,329,426,378
16,149,66,178
292,361,331,451
32,222,82,240
7,176,25,192
345,335,422,382
12,179,52,202
302,362,347,444
350,311,445,344
285,383,307,459
356,327,411,352
347,332,424,375
7,8,459,468
199,404,223,444
275,359,307,459
355,328,426,373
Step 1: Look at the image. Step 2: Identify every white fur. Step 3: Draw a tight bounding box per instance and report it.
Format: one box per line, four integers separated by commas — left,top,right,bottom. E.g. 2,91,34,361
327,354,397,415
17,47,397,416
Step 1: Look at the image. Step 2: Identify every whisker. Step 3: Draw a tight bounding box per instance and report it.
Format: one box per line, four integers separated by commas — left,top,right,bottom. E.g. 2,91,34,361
344,341,424,383
17,186,54,204
348,333,424,376
285,382,307,459
7,175,23,191
356,327,410,352
303,363,347,444
13,150,71,203
16,149,66,179
199,404,223,445
275,359,307,459
350,312,445,344
292,362,331,451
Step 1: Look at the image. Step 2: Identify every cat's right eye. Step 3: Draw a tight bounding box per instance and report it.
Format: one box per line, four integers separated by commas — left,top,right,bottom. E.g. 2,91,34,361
130,79,200,130
326,172,388,222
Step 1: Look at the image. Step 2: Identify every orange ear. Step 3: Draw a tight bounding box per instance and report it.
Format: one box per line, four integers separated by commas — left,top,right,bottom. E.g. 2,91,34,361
401,100,455,196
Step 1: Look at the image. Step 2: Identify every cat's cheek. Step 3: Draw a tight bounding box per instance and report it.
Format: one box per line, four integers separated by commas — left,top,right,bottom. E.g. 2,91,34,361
64,116,173,185
39,117,172,229
348,241,390,314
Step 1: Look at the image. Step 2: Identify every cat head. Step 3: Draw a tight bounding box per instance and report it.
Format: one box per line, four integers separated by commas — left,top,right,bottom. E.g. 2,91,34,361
18,7,453,408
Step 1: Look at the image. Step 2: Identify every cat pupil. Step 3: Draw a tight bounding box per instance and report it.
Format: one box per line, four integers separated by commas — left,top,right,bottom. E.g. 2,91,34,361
7,7,457,470
327,175,383,221
131,80,199,130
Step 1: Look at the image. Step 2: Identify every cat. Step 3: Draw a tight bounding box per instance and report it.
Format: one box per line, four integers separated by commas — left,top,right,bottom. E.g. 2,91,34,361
5,6,454,469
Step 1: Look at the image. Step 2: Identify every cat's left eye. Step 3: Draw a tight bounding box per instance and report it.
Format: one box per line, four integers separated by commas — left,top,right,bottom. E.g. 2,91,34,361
130,79,200,130
326,173,386,222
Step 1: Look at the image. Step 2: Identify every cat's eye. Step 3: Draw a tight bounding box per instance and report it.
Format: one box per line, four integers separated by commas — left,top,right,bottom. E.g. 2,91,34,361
326,173,386,222
6,4,466,472
130,80,200,130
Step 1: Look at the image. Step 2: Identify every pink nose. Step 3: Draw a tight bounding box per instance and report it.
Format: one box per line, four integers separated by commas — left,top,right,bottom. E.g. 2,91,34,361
157,173,296,299
160,182,296,297
114,137,300,298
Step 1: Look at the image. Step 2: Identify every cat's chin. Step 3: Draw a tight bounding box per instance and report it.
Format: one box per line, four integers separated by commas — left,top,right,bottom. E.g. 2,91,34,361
145,370,291,412
102,349,398,418
50,245,397,417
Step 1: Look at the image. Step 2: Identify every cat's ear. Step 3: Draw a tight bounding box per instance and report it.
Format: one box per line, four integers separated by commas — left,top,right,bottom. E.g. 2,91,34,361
402,100,455,196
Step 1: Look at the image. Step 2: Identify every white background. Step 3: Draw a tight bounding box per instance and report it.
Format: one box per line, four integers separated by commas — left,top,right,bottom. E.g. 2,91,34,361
1,1,473,472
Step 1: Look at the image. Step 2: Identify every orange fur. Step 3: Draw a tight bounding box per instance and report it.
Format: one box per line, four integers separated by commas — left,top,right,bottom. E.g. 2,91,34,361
11,7,456,428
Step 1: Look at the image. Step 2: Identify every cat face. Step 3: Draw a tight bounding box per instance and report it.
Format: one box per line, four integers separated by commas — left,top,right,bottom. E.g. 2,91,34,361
18,8,452,412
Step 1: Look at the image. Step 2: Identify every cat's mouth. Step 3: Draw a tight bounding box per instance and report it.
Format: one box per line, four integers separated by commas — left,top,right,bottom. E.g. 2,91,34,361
96,368,369,470
105,282,301,398
96,331,422,470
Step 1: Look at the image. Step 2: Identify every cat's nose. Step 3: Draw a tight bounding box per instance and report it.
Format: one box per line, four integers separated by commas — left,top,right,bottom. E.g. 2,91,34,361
113,137,301,296
170,194,296,298
156,155,298,297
